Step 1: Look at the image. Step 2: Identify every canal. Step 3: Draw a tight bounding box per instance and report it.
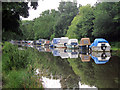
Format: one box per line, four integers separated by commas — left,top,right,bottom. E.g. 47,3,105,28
2,42,120,88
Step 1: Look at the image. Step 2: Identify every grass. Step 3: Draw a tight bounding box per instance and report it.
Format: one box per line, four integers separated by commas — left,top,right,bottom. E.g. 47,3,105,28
2,42,43,88
110,42,120,51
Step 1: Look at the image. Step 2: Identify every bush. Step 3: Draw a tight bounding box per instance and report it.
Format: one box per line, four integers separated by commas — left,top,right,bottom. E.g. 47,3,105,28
2,42,43,88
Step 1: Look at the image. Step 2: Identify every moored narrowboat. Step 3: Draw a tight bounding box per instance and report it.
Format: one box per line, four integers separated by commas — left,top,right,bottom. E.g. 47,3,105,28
66,39,78,48
50,38,61,48
79,38,91,49
56,37,69,48
89,38,111,51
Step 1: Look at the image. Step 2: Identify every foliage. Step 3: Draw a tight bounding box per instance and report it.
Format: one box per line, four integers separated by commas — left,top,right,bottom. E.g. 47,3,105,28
33,9,60,40
2,42,42,88
53,1,79,38
2,31,22,41
92,2,120,41
20,20,35,40
67,56,119,88
2,2,38,40
32,51,80,88
66,2,120,42
66,5,94,40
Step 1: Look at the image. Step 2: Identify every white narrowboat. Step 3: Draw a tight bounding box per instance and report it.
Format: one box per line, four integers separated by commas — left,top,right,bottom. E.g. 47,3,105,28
56,37,69,48
50,38,61,48
66,39,78,48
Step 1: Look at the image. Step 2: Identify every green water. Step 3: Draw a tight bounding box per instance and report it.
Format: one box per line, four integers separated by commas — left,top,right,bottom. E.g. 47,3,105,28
2,43,120,88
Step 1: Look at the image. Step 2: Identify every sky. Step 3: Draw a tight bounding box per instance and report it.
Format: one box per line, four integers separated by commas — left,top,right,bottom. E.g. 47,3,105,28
21,0,97,20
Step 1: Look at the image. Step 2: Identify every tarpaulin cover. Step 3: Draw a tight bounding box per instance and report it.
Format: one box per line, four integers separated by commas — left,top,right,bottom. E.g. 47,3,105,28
89,38,108,48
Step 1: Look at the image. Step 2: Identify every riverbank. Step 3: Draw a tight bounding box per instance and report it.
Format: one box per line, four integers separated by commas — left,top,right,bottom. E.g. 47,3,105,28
110,42,120,51
2,42,43,88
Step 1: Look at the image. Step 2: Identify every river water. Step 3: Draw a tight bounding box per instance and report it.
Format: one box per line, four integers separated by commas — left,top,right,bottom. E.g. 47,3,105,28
15,43,120,88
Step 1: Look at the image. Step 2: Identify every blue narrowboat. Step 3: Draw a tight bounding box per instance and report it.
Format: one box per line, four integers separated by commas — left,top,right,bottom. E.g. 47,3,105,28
50,38,61,48
89,38,111,51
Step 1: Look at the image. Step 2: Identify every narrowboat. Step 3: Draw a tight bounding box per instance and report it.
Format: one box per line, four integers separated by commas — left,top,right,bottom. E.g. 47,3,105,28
66,39,78,48
89,38,111,51
44,40,51,45
10,40,15,44
27,41,33,47
34,45,45,52
79,46,90,62
56,37,69,48
50,38,61,48
39,39,46,46
35,40,42,45
90,52,111,64
79,38,91,49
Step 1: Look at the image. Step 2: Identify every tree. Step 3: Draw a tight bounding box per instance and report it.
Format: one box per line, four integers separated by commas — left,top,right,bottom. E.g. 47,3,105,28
53,1,79,38
92,2,120,41
19,20,35,40
33,9,60,40
2,2,38,40
66,5,94,40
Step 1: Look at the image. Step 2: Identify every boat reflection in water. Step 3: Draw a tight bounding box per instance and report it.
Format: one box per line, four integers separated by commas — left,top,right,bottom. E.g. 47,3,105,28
79,47,91,62
79,54,91,62
66,49,78,58
34,45,45,52
51,48,79,59
90,52,111,64
51,48,111,64
13,41,111,64
34,45,111,64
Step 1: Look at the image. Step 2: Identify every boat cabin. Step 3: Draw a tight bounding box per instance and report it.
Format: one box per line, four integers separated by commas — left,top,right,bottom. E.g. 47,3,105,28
67,39,78,48
55,37,69,48
89,38,111,51
79,38,91,46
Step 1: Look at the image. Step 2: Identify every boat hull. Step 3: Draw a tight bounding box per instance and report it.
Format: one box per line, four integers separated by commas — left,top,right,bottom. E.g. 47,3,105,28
91,46,111,51
66,45,78,49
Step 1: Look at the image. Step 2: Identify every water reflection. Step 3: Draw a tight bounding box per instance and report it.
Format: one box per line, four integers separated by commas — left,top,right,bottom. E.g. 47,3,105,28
52,48,111,64
90,52,111,64
10,42,119,88
16,42,111,64
36,69,97,88
79,54,91,62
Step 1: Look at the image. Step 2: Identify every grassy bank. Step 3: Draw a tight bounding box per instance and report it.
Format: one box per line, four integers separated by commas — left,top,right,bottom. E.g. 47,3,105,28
2,42,43,88
110,42,120,51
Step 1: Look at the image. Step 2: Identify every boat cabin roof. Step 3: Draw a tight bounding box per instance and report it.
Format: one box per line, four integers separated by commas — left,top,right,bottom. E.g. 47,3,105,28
89,38,108,48
79,38,91,46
